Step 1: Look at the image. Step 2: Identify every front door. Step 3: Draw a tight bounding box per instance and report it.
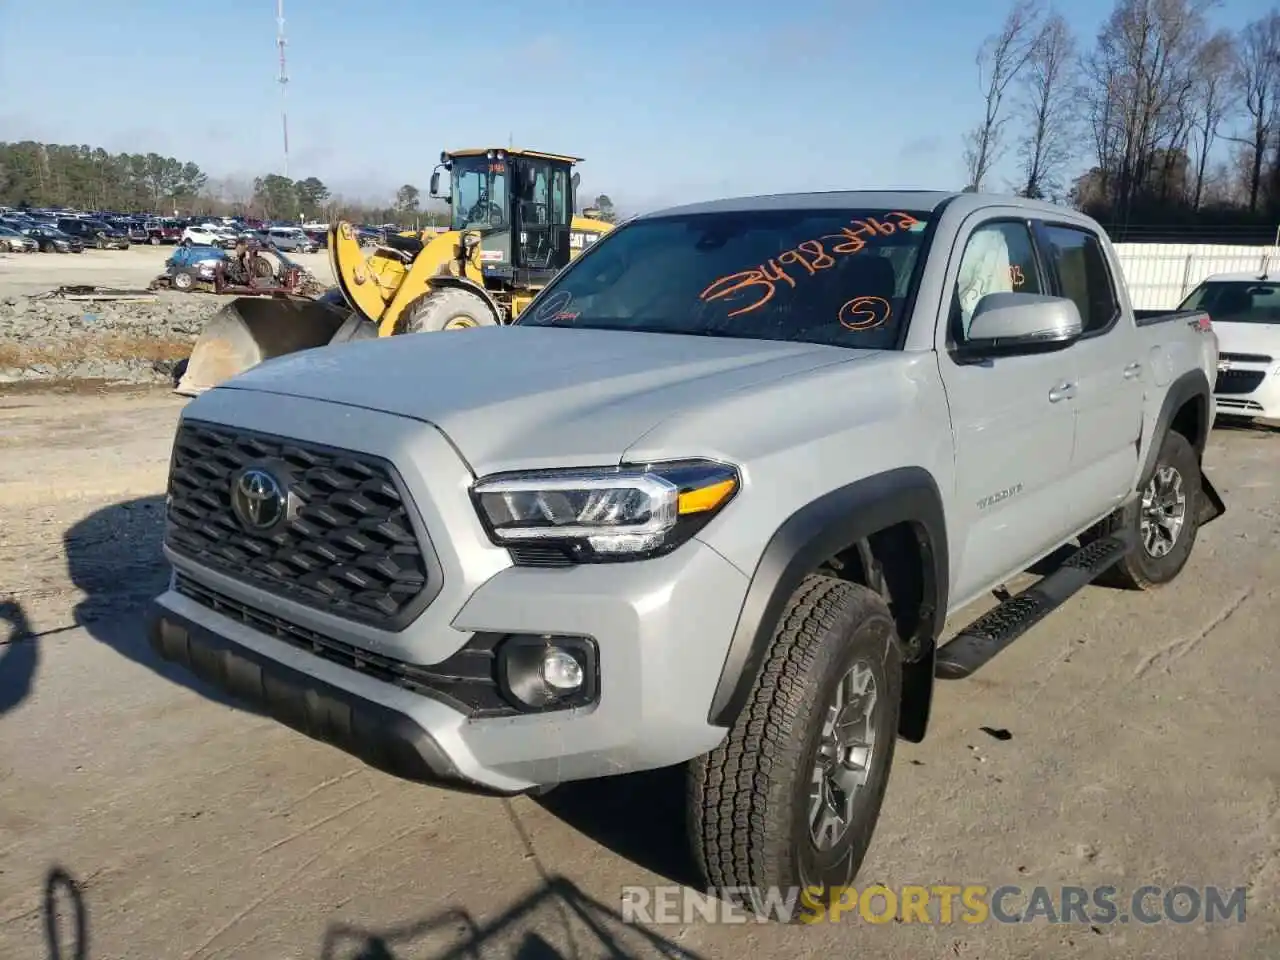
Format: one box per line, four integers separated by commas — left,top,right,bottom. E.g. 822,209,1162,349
937,215,1079,604
515,159,554,270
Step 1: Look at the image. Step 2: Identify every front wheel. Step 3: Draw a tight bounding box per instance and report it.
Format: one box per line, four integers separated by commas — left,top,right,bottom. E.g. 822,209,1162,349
397,288,499,333
688,576,902,920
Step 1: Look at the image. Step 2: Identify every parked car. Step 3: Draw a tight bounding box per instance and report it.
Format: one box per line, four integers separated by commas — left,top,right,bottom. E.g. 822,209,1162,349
264,226,318,253
140,219,183,245
182,223,239,249
149,190,1226,917
21,225,84,253
57,217,130,249
0,225,38,252
1178,271,1280,422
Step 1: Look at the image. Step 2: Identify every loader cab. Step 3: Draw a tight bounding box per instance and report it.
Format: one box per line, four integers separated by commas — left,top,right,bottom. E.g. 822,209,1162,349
432,148,581,286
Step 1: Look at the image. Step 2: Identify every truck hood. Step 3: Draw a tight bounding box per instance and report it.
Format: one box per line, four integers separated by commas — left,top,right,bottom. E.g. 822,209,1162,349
1212,320,1280,358
219,326,869,475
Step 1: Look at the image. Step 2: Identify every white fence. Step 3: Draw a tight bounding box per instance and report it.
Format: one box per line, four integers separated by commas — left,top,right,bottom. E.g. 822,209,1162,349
1114,243,1279,310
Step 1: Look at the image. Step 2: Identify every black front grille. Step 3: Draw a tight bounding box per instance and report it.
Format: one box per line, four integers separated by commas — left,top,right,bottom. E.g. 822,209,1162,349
1221,352,1273,364
1215,370,1267,395
165,420,435,628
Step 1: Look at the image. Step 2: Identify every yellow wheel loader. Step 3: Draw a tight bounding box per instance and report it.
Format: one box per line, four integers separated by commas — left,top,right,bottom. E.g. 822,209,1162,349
175,147,614,396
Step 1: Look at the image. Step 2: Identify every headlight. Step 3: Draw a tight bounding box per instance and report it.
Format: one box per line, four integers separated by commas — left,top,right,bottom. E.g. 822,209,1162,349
471,459,739,562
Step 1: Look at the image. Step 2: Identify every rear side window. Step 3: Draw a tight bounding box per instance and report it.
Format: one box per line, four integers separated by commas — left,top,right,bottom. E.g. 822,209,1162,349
1039,225,1118,333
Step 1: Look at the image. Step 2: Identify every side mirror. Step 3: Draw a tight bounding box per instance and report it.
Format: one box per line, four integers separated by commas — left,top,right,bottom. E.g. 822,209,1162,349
571,172,581,191
956,292,1083,361
429,170,441,197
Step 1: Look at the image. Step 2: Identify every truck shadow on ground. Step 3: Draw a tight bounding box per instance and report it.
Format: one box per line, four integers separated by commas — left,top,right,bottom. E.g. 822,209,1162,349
320,875,705,960
37,862,701,960
62,494,253,714
0,599,38,715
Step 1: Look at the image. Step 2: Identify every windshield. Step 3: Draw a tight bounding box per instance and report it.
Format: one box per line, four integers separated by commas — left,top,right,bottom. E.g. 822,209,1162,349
450,155,508,231
1179,280,1280,324
515,208,931,348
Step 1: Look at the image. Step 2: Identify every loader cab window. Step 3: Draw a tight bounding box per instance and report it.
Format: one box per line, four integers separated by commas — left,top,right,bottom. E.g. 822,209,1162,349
450,156,508,231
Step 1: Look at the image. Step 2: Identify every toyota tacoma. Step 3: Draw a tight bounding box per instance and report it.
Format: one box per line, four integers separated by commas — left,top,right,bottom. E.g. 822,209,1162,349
149,191,1225,914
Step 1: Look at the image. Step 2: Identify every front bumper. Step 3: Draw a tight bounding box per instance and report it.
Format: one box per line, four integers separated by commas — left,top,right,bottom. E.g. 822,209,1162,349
149,603,510,794
1215,364,1280,420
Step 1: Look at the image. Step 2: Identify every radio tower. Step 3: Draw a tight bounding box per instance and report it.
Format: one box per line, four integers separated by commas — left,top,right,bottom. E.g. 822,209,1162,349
276,0,290,179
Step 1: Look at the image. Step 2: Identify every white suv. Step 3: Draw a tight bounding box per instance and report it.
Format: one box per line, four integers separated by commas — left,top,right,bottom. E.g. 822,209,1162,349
181,223,238,249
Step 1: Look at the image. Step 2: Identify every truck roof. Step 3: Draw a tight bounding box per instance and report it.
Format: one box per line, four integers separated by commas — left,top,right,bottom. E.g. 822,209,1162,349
637,190,1095,221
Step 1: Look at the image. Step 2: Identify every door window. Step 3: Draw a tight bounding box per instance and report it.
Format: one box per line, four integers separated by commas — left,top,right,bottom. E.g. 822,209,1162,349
551,168,568,226
952,221,1043,340
1039,225,1118,334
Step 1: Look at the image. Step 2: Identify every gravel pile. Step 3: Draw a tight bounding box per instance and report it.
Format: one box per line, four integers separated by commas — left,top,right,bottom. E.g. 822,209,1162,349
0,291,223,384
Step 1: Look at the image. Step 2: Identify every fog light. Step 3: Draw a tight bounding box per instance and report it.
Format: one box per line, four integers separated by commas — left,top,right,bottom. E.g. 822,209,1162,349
497,635,597,712
541,649,583,691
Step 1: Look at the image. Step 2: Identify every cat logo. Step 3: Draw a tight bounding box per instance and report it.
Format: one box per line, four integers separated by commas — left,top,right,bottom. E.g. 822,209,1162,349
569,232,600,250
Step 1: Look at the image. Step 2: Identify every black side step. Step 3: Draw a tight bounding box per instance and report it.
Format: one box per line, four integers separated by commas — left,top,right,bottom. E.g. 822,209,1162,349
935,532,1134,680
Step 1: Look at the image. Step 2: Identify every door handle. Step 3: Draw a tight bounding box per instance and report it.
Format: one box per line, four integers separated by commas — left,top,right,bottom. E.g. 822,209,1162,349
1123,362,1142,379
1048,381,1076,402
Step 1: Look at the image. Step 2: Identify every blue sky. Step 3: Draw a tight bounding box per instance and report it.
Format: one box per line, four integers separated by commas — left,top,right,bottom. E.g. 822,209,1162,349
0,0,1268,211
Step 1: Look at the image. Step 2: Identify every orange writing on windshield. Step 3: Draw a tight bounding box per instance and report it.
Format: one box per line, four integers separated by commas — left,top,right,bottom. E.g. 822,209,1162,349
699,211,920,319
839,296,891,331
1009,264,1026,287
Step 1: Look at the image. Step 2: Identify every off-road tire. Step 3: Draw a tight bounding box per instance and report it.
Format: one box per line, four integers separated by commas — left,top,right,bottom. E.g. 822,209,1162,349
1087,430,1202,590
172,272,194,291
397,289,498,334
688,575,902,921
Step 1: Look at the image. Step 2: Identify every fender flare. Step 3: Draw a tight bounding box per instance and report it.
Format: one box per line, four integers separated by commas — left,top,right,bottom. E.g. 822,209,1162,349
707,466,950,741
1138,367,1211,489
424,276,504,325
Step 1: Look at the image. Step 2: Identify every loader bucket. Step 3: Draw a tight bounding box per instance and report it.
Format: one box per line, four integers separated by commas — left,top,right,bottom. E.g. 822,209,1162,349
175,295,352,397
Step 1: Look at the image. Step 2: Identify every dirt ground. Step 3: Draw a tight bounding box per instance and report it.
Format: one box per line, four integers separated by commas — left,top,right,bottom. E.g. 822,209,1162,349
0,246,336,299
0,388,1277,960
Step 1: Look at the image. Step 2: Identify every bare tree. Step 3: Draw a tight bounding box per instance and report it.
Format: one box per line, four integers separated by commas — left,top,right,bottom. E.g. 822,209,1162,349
1187,30,1237,208
1226,11,1280,212
1078,0,1215,218
963,0,1045,191
1015,11,1077,199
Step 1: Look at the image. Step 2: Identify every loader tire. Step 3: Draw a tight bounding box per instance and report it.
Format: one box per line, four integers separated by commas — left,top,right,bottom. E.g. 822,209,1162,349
398,289,498,334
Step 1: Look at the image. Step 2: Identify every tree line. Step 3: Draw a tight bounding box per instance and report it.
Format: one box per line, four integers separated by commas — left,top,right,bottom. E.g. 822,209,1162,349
963,0,1280,238
0,141,620,228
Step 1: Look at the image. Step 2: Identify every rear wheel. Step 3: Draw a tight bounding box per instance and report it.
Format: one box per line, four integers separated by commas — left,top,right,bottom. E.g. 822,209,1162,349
1086,431,1202,590
688,576,902,920
150,235,161,245
397,288,498,334
172,271,194,291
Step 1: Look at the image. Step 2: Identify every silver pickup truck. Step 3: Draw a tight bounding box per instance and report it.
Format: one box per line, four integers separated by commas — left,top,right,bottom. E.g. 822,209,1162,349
149,191,1224,916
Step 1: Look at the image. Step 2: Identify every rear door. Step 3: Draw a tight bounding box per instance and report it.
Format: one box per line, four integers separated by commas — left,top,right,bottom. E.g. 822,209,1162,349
936,212,1079,602
1032,221,1143,524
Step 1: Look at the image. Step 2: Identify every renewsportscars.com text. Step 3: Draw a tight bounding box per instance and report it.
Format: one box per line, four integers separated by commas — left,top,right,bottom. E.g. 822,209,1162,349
620,884,1248,925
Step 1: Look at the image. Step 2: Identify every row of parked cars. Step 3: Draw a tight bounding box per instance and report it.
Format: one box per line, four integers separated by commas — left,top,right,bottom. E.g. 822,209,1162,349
0,207,393,257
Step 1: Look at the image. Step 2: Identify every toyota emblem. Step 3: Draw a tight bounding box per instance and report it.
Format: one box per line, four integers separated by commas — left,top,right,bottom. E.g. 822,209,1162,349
231,467,287,531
